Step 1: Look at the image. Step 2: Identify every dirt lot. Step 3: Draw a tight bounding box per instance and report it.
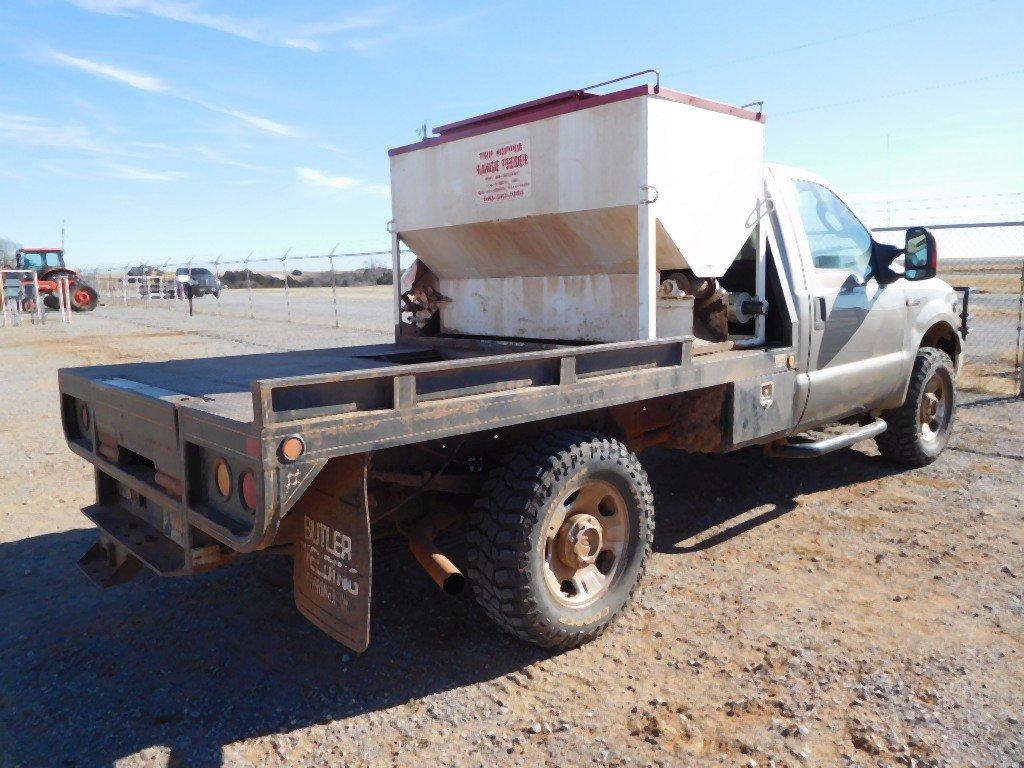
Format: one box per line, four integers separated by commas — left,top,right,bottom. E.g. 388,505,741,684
1,293,1022,768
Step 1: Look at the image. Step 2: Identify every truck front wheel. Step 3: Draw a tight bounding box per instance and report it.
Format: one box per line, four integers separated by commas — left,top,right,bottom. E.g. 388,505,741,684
466,430,654,649
875,347,956,466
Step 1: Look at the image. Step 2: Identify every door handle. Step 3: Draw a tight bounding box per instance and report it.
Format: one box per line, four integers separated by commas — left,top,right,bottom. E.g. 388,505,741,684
814,296,827,330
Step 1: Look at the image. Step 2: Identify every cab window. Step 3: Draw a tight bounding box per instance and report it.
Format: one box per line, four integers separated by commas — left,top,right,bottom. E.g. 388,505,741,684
794,180,872,276
20,253,43,269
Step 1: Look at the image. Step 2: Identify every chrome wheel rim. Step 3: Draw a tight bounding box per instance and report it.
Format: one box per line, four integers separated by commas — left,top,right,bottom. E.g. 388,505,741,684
543,478,628,607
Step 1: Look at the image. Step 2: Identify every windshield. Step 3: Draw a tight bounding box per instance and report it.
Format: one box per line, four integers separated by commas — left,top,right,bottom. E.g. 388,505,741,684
19,251,64,270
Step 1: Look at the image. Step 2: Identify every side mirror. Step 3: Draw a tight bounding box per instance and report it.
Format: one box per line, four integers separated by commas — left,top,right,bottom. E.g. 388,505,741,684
904,227,937,281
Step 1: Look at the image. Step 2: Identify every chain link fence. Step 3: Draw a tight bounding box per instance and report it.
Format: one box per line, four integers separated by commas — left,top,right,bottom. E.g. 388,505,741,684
75,221,1024,398
80,248,409,329
873,221,1024,396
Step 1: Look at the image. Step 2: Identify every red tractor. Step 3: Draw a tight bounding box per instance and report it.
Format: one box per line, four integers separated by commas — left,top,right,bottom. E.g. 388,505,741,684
13,248,99,312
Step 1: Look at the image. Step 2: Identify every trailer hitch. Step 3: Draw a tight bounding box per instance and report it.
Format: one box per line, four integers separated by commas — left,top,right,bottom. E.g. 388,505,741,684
78,537,143,588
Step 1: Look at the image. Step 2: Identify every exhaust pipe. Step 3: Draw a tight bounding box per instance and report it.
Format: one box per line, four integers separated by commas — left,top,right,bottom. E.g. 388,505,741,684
403,518,466,595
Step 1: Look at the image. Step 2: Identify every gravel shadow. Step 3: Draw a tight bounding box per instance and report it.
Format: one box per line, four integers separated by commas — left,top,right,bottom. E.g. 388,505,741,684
0,532,545,767
0,444,909,766
643,444,904,553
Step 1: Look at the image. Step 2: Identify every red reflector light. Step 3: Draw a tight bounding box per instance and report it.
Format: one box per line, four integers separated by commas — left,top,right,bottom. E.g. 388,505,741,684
240,471,258,510
79,403,90,430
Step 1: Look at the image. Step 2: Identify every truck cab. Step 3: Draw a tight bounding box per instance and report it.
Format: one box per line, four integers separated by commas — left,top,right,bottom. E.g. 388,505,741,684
763,164,961,432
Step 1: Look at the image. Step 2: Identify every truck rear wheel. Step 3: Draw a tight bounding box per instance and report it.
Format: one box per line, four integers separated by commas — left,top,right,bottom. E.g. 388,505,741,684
875,347,956,466
466,430,654,649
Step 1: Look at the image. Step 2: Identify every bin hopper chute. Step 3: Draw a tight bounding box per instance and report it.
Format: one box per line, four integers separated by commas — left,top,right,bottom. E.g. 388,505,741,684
389,79,766,342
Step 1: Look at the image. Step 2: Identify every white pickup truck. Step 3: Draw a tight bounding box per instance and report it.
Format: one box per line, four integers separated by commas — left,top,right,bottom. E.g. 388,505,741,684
60,75,967,653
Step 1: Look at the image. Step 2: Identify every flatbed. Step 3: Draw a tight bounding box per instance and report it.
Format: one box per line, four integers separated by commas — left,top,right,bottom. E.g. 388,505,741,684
60,334,779,547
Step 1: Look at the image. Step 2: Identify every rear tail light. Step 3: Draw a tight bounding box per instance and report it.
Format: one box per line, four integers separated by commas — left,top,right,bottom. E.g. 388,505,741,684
79,403,90,431
240,471,258,511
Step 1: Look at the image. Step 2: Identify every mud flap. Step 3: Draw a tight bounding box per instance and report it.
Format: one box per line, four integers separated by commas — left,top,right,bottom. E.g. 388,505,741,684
292,455,372,652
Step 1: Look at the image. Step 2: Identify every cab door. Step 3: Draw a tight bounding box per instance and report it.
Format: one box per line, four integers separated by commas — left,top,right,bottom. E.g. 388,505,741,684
783,174,907,427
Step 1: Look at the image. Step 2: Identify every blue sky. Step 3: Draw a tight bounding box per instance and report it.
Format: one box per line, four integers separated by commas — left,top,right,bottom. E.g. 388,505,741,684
0,0,1021,267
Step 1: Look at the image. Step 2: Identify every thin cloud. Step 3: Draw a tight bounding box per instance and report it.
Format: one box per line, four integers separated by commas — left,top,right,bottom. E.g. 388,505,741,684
296,167,359,190
108,163,185,182
68,0,263,42
363,183,391,198
296,7,395,37
66,0,393,52
44,50,301,138
0,114,114,154
347,9,485,53
283,38,321,52
296,167,390,197
48,50,168,92
194,145,263,171
201,104,301,138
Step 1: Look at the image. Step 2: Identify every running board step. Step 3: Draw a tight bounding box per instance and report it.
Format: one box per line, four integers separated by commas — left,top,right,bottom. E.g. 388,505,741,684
766,418,887,459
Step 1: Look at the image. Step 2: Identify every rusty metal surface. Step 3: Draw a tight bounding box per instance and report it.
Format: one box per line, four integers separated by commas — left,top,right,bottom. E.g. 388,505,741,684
253,335,696,427
254,344,778,465
60,330,790,566
667,385,729,453
292,455,373,652
403,516,466,596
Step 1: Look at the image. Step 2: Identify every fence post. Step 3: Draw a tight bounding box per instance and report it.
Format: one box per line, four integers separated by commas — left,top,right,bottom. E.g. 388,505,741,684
282,248,292,324
244,252,255,319
1,271,9,327
213,255,221,316
185,257,195,313
1016,249,1024,397
33,271,43,323
328,243,340,329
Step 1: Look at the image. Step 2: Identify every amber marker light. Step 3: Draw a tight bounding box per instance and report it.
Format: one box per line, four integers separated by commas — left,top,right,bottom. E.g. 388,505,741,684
279,435,305,463
214,459,232,500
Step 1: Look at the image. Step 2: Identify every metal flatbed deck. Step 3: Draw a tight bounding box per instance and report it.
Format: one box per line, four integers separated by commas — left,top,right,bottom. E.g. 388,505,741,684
59,334,790,554
59,342,505,424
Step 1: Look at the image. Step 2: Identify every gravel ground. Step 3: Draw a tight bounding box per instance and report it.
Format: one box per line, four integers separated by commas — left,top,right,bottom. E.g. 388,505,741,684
1,292,1022,768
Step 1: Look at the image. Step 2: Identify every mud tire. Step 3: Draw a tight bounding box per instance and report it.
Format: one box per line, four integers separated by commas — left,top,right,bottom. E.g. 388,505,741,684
875,348,956,466
466,430,654,649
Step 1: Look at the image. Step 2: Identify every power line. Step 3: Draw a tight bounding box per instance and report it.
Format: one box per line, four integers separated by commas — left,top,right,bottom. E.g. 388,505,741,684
685,2,983,73
780,67,1024,116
